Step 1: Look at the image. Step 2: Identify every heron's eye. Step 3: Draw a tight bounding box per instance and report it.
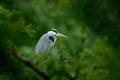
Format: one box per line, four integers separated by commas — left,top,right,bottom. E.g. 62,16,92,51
54,34,57,36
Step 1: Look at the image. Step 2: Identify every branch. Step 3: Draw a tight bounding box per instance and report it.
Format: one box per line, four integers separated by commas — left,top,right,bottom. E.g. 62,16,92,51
12,44,51,80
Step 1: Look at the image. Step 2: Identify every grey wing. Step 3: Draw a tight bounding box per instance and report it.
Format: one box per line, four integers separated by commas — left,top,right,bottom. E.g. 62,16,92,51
35,34,54,54
35,34,47,54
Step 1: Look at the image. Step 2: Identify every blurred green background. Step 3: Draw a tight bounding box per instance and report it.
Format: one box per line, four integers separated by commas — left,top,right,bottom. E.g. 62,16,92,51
0,0,120,80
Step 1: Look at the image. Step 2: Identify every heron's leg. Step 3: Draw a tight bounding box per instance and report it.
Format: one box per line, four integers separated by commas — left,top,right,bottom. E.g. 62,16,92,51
42,52,51,61
41,46,53,62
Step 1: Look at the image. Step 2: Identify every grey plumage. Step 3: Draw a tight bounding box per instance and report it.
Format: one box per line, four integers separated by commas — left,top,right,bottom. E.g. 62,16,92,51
35,29,57,54
34,29,67,54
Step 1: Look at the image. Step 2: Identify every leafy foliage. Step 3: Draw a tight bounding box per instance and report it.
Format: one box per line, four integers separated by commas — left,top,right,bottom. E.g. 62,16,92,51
0,0,120,80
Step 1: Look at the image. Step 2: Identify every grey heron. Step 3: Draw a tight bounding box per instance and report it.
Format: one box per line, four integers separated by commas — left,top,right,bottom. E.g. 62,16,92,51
35,29,67,54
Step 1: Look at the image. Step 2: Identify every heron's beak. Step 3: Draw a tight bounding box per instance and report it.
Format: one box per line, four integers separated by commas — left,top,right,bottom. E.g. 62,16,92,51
57,33,67,38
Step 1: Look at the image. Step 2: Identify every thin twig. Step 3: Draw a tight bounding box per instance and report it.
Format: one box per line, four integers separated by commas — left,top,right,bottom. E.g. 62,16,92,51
73,38,85,79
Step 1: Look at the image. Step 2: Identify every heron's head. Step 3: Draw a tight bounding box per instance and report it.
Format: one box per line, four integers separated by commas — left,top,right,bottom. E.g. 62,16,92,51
48,29,67,38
